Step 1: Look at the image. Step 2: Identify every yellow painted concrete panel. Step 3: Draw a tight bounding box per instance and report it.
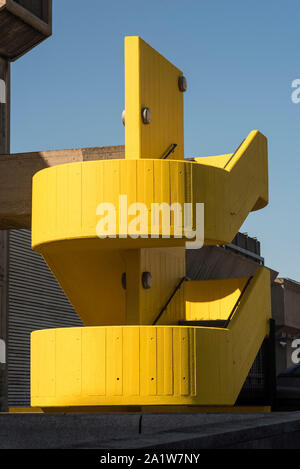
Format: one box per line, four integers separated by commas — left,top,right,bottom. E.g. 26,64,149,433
31,329,56,399
184,278,248,321
125,36,184,160
32,160,189,248
106,327,123,396
140,247,186,325
31,318,270,408
228,267,271,400
32,130,268,249
123,327,140,396
55,328,82,397
31,326,234,408
179,327,190,396
140,327,157,396
124,36,141,159
156,327,173,396
194,154,233,168
42,246,126,326
121,249,141,325
82,328,106,396
193,130,268,244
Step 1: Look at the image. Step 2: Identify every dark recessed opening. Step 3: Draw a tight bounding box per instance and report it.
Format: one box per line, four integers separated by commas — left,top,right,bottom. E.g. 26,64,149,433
14,0,49,23
121,273,126,290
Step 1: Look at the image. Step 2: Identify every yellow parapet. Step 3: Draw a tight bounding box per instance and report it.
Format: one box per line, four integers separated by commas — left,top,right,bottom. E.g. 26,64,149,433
32,131,267,249
184,277,248,322
31,325,232,407
194,129,268,244
31,267,271,408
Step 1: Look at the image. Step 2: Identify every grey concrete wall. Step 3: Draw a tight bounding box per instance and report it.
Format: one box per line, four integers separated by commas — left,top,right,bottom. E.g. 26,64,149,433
271,281,285,326
272,279,300,330
283,280,300,329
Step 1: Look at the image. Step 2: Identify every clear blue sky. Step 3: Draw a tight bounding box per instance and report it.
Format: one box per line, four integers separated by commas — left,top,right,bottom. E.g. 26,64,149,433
10,0,300,280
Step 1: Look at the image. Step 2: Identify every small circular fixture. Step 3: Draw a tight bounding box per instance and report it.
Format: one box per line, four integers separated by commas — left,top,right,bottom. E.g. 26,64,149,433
178,76,187,92
121,110,125,126
141,107,151,124
121,272,127,290
142,271,152,289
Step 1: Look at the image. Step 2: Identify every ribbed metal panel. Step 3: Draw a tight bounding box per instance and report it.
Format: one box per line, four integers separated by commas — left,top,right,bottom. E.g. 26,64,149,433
8,229,82,407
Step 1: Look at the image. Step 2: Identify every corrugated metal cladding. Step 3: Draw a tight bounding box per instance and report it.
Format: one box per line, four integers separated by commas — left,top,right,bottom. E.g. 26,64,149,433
8,229,82,407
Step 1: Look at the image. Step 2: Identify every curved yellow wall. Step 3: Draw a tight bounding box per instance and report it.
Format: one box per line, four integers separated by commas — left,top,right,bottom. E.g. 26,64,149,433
31,267,271,409
31,325,233,407
32,130,268,251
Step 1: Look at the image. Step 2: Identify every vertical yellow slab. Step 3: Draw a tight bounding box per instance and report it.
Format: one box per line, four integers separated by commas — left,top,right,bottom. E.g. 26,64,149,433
123,327,140,396
106,327,123,396
125,36,184,160
82,328,106,396
66,164,82,236
31,329,56,399
56,328,82,397
157,327,173,396
189,328,197,397
56,165,69,237
82,163,98,233
180,328,190,396
140,327,157,396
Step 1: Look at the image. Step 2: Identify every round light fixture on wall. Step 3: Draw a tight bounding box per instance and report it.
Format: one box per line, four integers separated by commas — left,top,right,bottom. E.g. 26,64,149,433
142,271,152,289
178,76,187,92
141,107,151,124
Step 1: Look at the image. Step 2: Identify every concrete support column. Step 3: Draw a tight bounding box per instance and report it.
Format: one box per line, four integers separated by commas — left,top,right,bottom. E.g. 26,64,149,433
0,56,10,411
0,57,10,154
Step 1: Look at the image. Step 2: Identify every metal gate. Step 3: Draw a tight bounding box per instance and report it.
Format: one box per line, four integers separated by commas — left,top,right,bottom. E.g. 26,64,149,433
8,230,82,407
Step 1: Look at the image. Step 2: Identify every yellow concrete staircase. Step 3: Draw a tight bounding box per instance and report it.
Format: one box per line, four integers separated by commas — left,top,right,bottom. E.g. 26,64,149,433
30,36,271,410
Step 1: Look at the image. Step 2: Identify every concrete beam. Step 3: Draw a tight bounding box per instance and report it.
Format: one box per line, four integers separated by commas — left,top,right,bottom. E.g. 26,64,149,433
0,145,125,229
0,0,52,61
0,57,10,155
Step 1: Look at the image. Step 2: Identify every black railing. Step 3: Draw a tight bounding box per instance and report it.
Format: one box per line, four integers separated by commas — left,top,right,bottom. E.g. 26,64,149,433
223,276,253,328
152,276,188,326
